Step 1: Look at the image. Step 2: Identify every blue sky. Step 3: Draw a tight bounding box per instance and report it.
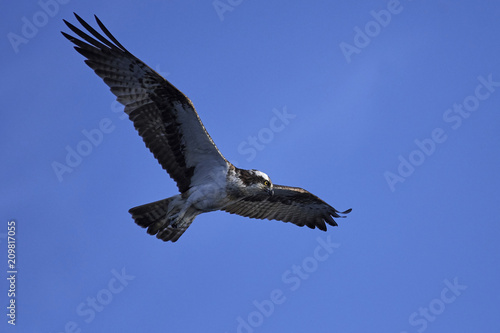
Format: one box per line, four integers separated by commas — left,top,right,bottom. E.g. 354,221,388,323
2,0,500,332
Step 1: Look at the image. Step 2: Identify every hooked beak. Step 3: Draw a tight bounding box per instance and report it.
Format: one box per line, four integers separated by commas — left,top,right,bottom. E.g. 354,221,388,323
267,188,274,196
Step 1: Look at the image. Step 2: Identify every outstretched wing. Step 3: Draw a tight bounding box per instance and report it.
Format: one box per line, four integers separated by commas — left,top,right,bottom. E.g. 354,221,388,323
222,185,351,231
62,14,228,193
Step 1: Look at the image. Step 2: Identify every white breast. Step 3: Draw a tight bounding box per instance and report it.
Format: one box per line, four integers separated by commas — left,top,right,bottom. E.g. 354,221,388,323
187,165,230,212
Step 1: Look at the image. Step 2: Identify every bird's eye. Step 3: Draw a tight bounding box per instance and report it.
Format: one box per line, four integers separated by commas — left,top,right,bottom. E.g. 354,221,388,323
264,180,269,186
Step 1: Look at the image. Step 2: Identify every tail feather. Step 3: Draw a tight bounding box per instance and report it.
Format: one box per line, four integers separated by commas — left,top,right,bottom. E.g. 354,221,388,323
128,197,193,242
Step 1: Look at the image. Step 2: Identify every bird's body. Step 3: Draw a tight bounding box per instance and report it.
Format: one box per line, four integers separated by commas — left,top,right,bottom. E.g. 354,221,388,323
62,14,351,242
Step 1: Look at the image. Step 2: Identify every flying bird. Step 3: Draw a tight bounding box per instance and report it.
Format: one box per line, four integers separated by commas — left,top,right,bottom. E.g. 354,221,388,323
62,14,351,242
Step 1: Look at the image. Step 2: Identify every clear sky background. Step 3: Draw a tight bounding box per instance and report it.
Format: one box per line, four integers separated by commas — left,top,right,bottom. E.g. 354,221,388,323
2,0,500,332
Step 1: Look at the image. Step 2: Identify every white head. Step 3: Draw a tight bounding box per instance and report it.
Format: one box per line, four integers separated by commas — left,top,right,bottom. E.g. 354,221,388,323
236,168,274,196
249,169,273,196
251,170,271,183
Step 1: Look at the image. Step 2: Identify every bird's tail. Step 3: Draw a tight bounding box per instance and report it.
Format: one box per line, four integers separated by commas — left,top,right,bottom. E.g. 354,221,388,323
129,197,195,242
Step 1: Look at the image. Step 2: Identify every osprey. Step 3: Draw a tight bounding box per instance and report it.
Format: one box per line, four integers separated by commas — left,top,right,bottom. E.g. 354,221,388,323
62,14,351,242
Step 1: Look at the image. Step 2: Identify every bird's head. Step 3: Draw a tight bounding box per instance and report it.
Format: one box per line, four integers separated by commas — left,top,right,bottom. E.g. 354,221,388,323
238,169,274,196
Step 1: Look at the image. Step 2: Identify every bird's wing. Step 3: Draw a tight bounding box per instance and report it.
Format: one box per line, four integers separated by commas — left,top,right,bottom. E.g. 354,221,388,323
62,14,228,193
222,185,352,231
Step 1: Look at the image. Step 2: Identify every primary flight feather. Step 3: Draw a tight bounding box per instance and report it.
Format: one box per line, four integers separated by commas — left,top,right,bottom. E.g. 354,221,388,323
62,14,351,242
